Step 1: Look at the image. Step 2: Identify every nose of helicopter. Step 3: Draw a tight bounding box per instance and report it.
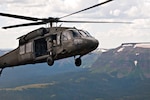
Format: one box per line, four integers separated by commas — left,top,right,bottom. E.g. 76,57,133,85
87,38,99,51
73,37,99,55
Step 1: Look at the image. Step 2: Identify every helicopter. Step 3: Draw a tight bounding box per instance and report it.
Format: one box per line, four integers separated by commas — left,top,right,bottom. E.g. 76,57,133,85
0,0,130,75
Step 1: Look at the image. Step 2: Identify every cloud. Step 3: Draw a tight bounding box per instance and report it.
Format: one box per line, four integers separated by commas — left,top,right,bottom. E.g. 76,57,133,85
110,9,121,16
0,0,150,49
125,6,139,18
0,0,149,19
0,0,27,5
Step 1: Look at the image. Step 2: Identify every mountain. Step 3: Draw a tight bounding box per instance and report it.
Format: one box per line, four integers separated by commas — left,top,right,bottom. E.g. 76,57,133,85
0,50,9,56
0,43,150,100
92,43,150,79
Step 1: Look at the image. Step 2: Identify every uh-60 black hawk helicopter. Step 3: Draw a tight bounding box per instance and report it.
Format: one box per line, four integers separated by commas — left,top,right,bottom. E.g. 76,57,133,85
0,0,130,75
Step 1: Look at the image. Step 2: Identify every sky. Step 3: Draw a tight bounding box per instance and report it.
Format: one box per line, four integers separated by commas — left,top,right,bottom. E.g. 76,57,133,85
0,0,150,49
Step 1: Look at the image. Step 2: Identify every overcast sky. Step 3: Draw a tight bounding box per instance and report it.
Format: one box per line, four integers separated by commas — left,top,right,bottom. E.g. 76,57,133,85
0,0,150,49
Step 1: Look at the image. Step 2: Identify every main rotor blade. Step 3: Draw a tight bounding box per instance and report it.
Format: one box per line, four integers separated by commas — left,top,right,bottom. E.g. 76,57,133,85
2,20,131,29
0,12,42,21
60,0,113,19
59,20,132,24
2,21,45,29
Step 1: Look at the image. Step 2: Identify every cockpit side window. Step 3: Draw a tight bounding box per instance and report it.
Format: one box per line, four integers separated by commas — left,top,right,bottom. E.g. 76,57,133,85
61,30,72,41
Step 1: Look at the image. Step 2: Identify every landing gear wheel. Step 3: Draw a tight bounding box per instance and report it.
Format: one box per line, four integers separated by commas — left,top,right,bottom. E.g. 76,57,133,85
47,57,54,66
75,58,82,67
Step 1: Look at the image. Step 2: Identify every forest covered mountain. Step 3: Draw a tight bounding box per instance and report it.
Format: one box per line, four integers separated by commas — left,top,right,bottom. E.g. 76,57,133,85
92,43,150,79
0,43,150,100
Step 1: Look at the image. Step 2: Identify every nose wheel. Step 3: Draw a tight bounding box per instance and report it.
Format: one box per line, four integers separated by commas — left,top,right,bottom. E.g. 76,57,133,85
75,56,82,66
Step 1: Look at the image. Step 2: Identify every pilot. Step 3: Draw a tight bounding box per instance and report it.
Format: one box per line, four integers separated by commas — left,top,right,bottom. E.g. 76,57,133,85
47,37,53,56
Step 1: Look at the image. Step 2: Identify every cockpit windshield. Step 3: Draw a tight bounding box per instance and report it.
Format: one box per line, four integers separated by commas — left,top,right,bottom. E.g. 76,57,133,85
65,29,92,38
79,30,87,37
79,30,92,37
71,30,81,38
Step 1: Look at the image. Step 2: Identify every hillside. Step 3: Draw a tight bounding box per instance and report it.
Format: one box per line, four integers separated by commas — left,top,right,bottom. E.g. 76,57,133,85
92,43,150,79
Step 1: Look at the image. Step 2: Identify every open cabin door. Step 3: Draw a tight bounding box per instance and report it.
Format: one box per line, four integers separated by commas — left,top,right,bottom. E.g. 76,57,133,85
34,38,48,57
47,34,62,58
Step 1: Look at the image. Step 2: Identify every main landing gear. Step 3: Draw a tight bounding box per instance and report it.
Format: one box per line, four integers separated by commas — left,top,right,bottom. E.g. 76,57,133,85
47,50,54,66
47,55,82,67
47,56,54,66
74,56,82,66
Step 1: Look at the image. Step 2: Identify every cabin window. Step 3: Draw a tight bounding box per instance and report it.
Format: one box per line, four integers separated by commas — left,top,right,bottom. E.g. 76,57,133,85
26,42,32,53
20,45,25,55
